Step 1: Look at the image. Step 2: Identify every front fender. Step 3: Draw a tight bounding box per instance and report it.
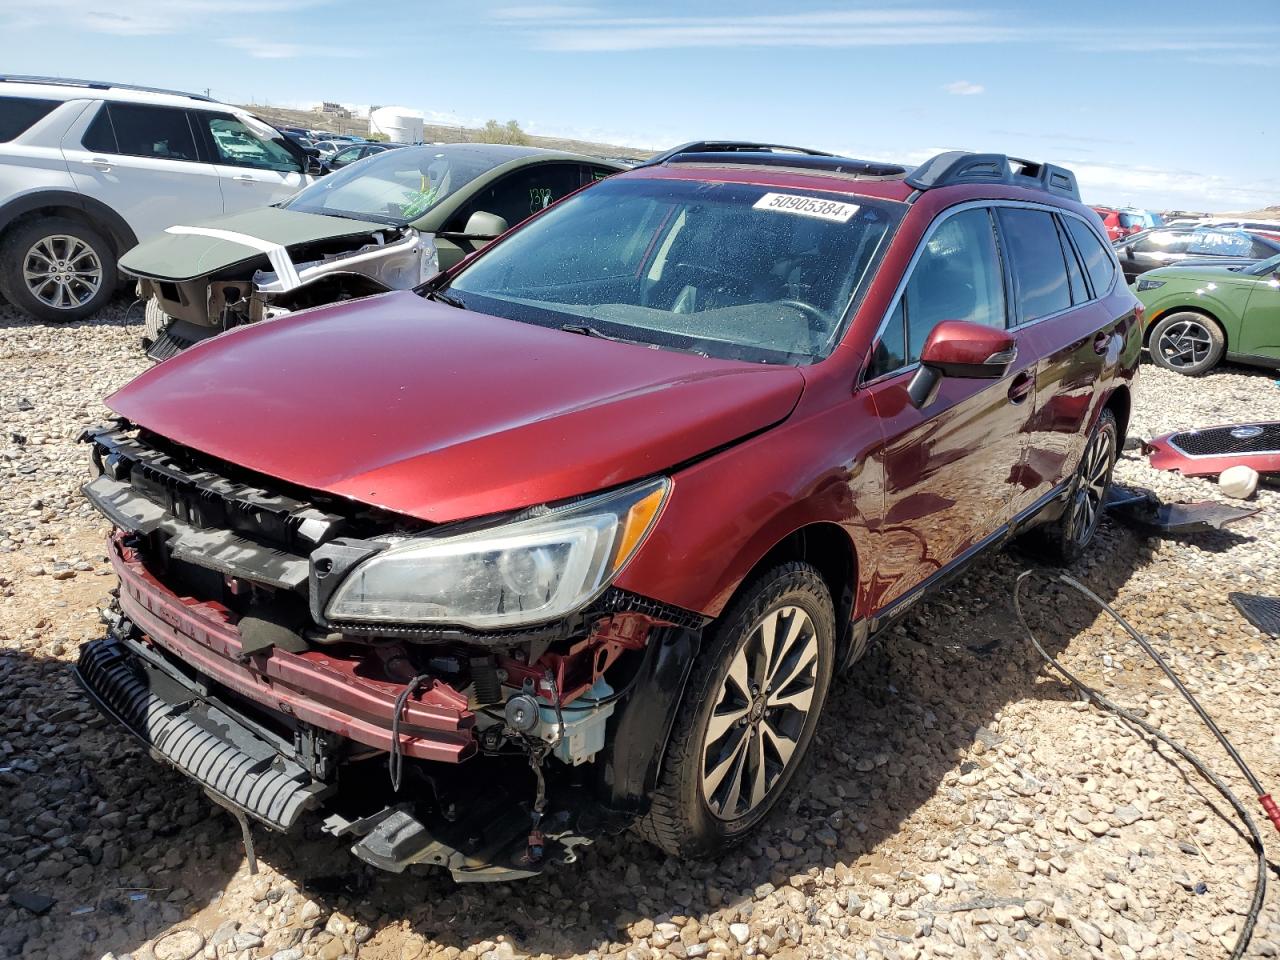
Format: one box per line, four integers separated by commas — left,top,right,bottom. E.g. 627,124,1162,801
615,397,880,621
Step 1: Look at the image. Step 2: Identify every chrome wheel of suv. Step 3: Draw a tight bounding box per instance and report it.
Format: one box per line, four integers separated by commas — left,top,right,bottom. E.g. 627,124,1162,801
0,217,117,323
1066,421,1115,549
641,562,834,857
702,604,819,820
1025,408,1119,565
23,235,103,310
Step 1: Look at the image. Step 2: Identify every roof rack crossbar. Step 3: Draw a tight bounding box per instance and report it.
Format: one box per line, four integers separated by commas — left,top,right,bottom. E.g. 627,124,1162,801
904,151,1080,201
0,75,215,103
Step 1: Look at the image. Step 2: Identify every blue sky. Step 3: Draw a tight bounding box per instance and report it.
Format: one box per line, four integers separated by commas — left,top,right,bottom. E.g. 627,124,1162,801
3,0,1276,211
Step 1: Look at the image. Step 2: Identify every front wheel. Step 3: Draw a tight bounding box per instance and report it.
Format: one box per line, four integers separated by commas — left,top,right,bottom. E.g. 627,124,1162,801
1148,312,1224,376
0,217,117,322
639,562,835,857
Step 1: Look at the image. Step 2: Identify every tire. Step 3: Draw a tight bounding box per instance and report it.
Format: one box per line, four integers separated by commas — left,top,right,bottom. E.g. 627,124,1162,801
1148,311,1224,376
639,562,835,858
1028,408,1119,565
143,298,171,344
0,217,117,322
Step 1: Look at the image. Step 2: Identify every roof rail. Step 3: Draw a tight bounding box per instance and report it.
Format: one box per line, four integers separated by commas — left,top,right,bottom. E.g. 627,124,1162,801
639,141,907,178
641,141,836,166
905,151,1080,201
0,74,215,103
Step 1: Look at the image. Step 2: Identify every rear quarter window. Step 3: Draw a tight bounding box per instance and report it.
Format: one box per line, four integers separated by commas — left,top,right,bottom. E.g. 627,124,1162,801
0,96,59,142
1065,217,1116,295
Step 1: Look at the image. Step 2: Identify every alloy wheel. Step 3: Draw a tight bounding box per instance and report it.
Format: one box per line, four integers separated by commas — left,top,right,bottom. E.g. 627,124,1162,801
1068,424,1115,547
1155,319,1213,370
22,235,103,311
701,605,819,821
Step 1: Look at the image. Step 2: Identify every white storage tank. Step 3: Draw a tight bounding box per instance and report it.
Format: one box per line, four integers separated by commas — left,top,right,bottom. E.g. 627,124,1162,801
369,107,424,144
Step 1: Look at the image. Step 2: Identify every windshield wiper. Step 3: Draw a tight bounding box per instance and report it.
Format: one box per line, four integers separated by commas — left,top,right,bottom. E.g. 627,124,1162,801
426,289,465,309
559,323,624,341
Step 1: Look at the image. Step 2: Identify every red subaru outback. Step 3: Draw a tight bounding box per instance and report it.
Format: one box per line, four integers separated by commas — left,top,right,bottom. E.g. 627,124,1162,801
77,142,1140,879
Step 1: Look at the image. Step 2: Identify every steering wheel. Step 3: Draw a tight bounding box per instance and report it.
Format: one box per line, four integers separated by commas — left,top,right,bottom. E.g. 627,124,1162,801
774,299,830,335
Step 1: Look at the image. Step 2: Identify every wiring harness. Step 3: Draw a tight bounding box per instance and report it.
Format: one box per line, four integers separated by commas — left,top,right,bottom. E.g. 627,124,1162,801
1013,570,1279,960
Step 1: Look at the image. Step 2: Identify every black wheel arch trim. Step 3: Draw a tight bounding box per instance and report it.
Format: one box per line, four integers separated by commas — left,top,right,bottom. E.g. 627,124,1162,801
0,190,138,255
595,625,702,813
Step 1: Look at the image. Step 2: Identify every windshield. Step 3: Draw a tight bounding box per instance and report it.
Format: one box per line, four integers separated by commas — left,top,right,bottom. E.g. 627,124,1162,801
1244,253,1280,276
283,145,503,225
442,177,903,364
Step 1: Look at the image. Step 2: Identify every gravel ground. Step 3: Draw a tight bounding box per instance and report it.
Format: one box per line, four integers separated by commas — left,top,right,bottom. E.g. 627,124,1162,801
2,297,1279,960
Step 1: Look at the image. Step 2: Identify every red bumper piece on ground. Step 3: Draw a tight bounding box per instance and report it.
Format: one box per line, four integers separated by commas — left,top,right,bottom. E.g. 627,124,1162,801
110,537,476,762
1145,422,1280,478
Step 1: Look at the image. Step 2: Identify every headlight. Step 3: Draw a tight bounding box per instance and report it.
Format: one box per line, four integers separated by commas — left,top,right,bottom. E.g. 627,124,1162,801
1135,278,1165,292
325,477,668,629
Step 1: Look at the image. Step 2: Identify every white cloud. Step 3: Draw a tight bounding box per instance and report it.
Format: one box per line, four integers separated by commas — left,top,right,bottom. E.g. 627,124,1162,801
1068,158,1280,213
943,80,984,96
220,37,358,60
491,4,600,19
490,8,1028,52
487,6,1280,59
2,0,326,36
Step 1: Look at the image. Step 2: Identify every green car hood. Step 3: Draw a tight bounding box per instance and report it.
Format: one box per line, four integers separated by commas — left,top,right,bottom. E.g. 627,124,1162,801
119,207,389,281
1146,264,1252,284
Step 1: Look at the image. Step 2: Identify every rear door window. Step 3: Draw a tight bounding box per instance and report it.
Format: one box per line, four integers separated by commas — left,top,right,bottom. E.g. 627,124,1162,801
869,207,1006,377
1054,215,1088,304
996,207,1071,322
83,103,199,161
0,96,59,142
1065,218,1116,295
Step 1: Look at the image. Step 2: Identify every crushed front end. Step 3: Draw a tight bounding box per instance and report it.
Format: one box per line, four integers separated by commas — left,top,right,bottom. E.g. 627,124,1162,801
75,422,703,880
131,224,435,361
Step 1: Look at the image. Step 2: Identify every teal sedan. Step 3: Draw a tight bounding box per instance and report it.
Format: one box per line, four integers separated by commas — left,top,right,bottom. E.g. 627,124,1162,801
1136,254,1280,375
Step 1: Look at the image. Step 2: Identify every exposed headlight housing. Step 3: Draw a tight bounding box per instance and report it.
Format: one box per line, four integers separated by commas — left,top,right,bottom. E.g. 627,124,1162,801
325,477,668,629
1135,277,1166,292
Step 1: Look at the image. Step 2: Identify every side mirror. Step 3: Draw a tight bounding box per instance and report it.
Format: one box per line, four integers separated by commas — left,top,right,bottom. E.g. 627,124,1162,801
908,320,1017,409
462,210,509,241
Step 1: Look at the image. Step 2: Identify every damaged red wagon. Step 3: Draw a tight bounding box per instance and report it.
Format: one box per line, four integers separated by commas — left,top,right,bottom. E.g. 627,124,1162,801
76,142,1141,880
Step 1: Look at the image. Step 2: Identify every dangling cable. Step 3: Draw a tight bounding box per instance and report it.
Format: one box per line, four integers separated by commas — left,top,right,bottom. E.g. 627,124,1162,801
388,674,434,792
1013,570,1272,960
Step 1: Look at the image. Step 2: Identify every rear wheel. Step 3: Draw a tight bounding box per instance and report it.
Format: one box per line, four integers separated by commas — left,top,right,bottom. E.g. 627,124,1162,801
1028,408,1118,565
1148,311,1224,375
0,217,116,322
639,562,835,857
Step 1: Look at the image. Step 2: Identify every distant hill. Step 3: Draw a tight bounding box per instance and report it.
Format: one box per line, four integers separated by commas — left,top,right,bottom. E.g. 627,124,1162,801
243,103,654,162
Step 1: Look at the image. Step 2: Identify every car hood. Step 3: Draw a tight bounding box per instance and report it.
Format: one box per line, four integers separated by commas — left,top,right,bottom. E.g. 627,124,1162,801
118,207,391,282
106,292,806,522
1144,264,1256,284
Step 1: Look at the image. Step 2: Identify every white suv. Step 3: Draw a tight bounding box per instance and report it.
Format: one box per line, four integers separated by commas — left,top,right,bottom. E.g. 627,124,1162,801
0,76,316,321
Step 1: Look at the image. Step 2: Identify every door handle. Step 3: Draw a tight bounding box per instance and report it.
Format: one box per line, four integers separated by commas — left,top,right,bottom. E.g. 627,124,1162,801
1092,331,1111,355
1007,371,1034,404
232,174,256,183
86,157,112,171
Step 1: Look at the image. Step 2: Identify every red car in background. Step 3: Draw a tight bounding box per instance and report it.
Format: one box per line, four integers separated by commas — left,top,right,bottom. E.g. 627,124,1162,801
1093,206,1159,242
76,142,1141,879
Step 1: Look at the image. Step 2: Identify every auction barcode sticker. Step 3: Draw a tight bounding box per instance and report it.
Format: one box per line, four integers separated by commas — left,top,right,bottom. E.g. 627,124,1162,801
752,192,860,223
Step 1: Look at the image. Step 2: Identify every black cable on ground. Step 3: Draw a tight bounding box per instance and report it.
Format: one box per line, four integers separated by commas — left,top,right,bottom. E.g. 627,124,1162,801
1013,570,1273,960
